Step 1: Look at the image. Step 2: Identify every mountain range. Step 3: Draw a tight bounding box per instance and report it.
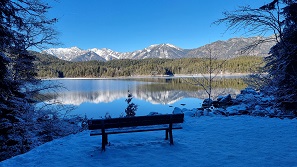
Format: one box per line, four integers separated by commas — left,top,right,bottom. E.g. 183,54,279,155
42,36,275,62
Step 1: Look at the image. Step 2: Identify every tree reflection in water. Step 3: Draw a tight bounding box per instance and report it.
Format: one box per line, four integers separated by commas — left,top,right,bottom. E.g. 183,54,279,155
39,77,246,118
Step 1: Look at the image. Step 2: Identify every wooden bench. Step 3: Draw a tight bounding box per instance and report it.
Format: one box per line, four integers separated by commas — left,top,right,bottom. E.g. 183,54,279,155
88,113,184,151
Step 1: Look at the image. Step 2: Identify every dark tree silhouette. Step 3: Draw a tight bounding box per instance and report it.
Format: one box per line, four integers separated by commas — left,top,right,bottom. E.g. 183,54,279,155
125,90,138,117
0,0,58,161
216,0,297,113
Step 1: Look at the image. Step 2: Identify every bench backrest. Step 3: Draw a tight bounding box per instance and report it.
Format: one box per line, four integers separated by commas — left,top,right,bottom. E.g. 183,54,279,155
88,113,184,130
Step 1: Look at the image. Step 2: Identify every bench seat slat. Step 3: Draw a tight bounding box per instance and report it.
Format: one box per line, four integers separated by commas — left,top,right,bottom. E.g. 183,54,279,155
90,124,183,136
88,114,184,130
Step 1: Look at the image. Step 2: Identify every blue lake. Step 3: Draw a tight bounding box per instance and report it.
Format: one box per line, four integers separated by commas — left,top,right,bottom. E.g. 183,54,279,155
41,77,242,119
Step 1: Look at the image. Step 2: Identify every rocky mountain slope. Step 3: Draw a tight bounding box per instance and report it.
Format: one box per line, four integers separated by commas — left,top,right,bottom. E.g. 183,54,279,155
187,36,275,59
42,36,275,62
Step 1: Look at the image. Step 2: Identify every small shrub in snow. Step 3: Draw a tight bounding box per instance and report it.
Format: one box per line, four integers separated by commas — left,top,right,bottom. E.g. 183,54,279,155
125,90,138,117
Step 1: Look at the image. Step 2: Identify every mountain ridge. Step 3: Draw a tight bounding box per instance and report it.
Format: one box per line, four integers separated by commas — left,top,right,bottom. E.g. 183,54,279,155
42,36,275,62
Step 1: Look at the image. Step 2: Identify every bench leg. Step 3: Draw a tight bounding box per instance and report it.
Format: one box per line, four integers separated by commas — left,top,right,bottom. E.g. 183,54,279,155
103,134,108,145
169,123,174,145
102,135,106,151
165,129,169,140
102,134,109,151
101,128,108,151
169,129,173,145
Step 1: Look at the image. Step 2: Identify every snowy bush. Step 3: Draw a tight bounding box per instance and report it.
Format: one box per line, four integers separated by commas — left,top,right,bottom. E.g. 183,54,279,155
125,91,138,117
0,108,83,161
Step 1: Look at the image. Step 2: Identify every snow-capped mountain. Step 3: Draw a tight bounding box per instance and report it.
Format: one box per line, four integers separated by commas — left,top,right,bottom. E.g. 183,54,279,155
42,37,275,62
43,47,88,61
88,48,124,60
130,44,185,59
42,47,105,62
71,51,106,62
42,43,183,62
186,36,275,59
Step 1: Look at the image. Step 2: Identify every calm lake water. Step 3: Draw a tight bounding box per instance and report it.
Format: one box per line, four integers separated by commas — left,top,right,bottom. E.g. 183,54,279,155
40,77,245,119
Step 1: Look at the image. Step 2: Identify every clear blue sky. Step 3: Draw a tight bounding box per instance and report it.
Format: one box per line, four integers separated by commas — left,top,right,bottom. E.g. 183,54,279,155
47,0,270,52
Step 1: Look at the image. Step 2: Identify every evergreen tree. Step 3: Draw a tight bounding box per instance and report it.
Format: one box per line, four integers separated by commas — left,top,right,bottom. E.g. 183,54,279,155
125,90,138,117
0,0,58,160
264,1,297,112
216,0,297,114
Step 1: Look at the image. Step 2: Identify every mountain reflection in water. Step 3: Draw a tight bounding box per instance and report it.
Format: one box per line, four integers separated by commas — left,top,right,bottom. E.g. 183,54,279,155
41,77,246,118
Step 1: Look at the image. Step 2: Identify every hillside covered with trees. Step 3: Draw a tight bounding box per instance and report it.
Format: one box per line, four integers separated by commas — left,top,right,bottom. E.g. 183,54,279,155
34,52,264,78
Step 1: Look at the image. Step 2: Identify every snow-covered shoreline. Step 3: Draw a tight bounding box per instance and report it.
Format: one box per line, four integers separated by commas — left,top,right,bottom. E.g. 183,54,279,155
188,87,296,119
1,115,297,167
2,88,297,166
2,81,296,166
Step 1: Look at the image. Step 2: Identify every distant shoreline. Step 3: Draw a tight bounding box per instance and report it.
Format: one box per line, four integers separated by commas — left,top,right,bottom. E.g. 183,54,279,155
41,73,250,80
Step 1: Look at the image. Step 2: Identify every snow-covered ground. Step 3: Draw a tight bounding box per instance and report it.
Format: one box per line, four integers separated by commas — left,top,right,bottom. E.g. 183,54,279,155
1,115,297,167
